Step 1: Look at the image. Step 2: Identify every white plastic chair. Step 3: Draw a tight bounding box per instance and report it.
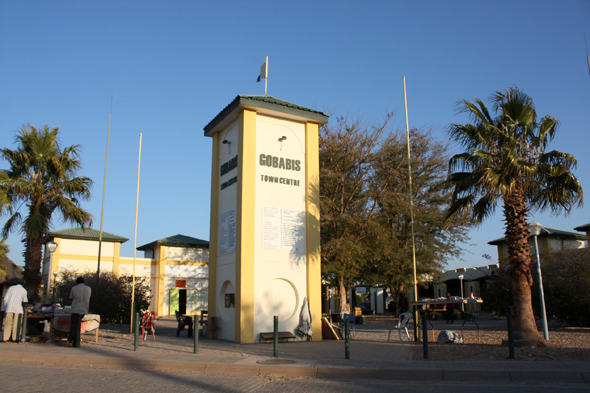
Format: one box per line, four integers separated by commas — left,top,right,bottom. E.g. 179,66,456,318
388,312,412,342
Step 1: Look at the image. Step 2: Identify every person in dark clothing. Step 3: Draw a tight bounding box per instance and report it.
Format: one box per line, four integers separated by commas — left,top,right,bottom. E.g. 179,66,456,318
68,277,91,347
445,292,455,324
398,292,409,314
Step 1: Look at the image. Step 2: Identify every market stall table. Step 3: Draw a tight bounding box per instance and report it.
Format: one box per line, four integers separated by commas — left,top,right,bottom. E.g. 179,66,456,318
52,312,101,343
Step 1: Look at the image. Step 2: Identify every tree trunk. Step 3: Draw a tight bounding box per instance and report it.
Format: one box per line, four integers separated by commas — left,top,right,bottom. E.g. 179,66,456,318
23,235,44,304
389,283,404,317
504,188,540,342
337,276,350,313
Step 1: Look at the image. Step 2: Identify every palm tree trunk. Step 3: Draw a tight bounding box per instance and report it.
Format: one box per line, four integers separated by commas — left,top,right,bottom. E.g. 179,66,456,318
504,188,540,342
23,235,44,304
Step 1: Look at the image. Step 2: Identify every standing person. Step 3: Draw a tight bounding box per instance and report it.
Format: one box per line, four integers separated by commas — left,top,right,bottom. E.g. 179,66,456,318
1,280,28,342
445,292,455,324
398,292,409,315
68,277,91,348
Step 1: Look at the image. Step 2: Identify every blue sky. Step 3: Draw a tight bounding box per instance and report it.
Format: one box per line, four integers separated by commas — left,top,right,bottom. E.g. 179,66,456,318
1,1,589,271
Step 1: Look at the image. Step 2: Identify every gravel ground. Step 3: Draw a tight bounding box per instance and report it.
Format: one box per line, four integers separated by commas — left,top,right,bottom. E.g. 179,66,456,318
410,326,590,362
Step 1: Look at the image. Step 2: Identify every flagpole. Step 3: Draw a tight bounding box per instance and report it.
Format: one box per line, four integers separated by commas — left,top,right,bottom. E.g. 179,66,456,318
403,76,418,303
264,55,268,95
403,76,419,341
97,97,112,284
130,133,142,333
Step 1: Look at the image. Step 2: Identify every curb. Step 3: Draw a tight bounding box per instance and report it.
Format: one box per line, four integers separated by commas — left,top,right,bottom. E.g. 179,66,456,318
2,352,589,383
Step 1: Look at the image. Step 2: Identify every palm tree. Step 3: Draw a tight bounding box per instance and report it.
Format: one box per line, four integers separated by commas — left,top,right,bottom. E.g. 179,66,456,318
446,87,583,342
0,238,9,279
1,124,93,302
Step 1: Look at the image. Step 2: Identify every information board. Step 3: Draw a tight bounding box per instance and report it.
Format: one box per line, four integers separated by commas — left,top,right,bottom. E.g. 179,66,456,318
261,206,302,252
219,209,236,254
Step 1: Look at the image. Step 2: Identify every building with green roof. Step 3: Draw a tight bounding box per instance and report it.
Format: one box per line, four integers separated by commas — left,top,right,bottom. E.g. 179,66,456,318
488,226,587,264
137,235,209,316
43,229,209,316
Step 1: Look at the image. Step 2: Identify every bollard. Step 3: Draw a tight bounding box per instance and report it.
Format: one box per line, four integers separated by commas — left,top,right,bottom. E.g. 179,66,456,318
273,315,278,358
422,311,429,359
413,308,421,342
194,312,199,354
344,317,350,359
20,312,28,343
130,302,135,335
507,312,515,359
134,312,140,351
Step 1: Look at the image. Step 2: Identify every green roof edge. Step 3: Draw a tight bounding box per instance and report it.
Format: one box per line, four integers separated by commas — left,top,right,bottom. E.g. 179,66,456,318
48,227,129,243
137,234,209,251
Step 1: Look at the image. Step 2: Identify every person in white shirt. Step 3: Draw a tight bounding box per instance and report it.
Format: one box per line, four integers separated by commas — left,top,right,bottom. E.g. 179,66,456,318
68,277,91,347
2,280,28,342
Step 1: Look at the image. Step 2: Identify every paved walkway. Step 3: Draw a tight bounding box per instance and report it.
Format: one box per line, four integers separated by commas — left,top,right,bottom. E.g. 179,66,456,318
1,316,588,383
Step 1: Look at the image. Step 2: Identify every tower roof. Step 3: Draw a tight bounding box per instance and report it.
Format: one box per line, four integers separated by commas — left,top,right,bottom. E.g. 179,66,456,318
204,95,329,137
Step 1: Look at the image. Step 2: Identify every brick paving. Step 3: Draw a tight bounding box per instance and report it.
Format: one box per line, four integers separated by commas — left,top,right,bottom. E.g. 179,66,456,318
1,315,588,383
3,362,589,393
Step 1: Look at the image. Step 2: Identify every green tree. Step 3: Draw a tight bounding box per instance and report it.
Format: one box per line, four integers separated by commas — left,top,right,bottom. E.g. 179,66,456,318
1,125,93,302
446,87,583,341
368,128,471,310
319,114,392,312
55,272,151,324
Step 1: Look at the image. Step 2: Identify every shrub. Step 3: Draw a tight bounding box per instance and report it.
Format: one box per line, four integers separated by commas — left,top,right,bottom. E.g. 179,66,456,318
542,248,590,327
55,273,151,324
480,264,512,316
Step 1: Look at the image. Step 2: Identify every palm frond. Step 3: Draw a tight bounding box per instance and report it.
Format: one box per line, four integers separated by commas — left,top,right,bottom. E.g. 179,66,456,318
2,212,21,238
530,172,583,213
538,150,577,169
446,195,475,222
472,194,498,223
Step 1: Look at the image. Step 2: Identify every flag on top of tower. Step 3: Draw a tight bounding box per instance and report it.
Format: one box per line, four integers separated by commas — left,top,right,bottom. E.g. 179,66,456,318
257,57,268,82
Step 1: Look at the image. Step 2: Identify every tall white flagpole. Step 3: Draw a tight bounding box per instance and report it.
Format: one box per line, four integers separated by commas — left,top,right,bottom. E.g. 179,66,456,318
403,76,419,341
130,133,142,332
403,76,418,304
97,97,113,283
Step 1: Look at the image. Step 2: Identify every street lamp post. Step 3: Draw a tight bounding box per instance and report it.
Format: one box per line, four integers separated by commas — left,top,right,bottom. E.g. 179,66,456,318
458,274,465,311
45,241,58,303
528,221,549,341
